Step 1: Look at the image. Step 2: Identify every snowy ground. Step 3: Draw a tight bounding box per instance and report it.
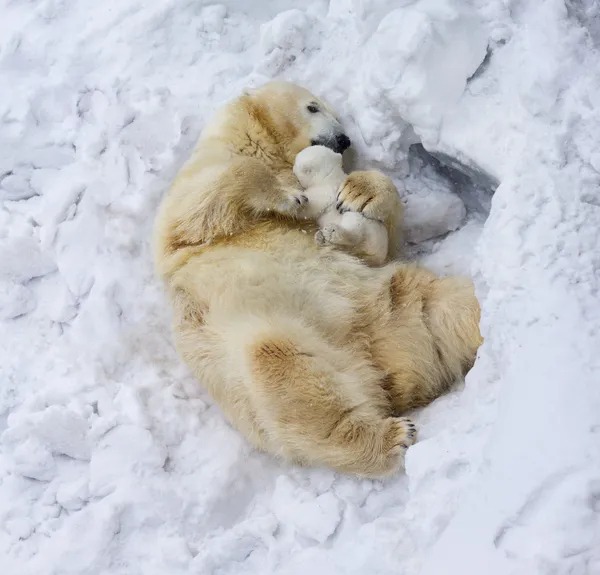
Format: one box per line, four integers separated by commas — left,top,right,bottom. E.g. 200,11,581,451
1,0,600,573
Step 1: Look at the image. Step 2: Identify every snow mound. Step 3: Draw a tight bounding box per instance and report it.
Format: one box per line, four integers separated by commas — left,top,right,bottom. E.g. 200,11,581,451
358,0,488,147
1,0,599,574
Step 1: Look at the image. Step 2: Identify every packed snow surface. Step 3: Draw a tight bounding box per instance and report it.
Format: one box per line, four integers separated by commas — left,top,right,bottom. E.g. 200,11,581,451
1,0,599,574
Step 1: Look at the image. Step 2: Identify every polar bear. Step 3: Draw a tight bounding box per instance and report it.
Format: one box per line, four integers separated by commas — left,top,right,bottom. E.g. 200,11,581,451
153,81,482,477
294,145,396,266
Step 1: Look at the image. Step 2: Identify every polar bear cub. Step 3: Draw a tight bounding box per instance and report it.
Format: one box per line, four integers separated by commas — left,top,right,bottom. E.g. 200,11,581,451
294,145,390,266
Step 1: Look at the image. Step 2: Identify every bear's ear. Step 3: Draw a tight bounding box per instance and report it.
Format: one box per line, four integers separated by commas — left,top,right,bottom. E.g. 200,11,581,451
242,83,261,98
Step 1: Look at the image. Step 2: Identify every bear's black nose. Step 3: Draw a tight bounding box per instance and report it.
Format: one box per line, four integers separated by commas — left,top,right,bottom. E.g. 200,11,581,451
335,134,351,153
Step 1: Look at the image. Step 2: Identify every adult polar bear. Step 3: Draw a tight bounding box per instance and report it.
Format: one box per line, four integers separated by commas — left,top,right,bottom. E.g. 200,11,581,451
154,81,482,477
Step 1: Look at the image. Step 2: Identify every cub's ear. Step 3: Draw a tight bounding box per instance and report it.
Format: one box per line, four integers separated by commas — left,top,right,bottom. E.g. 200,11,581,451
294,163,313,179
297,161,312,172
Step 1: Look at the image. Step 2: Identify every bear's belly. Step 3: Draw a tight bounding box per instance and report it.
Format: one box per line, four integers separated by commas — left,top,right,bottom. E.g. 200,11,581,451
183,230,388,341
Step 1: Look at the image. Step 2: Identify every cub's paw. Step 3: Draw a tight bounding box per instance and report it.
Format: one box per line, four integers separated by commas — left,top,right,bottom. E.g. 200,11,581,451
314,229,327,246
316,225,353,248
314,224,337,245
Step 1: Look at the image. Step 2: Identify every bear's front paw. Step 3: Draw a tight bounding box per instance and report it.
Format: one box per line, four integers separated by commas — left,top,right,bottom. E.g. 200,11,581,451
277,187,308,216
336,179,375,216
335,172,398,223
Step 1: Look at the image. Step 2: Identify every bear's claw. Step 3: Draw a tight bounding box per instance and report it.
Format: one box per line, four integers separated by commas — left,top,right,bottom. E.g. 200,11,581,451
278,188,308,215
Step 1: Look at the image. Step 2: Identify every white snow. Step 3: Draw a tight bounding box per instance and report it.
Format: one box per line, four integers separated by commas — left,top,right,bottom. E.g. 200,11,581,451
1,0,599,574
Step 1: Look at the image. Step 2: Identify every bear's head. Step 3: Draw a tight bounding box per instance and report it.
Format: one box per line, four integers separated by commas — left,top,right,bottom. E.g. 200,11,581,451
293,145,345,189
244,81,351,160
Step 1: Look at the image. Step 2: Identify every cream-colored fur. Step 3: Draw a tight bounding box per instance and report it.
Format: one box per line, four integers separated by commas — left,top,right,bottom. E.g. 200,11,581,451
294,145,396,266
153,81,482,478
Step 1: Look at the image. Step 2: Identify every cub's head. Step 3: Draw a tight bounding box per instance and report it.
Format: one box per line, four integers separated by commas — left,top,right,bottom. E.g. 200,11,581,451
293,145,345,188
244,81,351,160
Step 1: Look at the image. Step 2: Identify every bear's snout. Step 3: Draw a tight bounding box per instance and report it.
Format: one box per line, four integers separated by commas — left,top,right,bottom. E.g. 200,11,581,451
335,134,351,154
311,133,351,154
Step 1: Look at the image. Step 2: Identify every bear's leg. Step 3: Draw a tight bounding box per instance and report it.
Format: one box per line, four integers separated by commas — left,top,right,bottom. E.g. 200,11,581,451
168,287,270,452
422,275,483,379
379,266,482,412
248,331,416,477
